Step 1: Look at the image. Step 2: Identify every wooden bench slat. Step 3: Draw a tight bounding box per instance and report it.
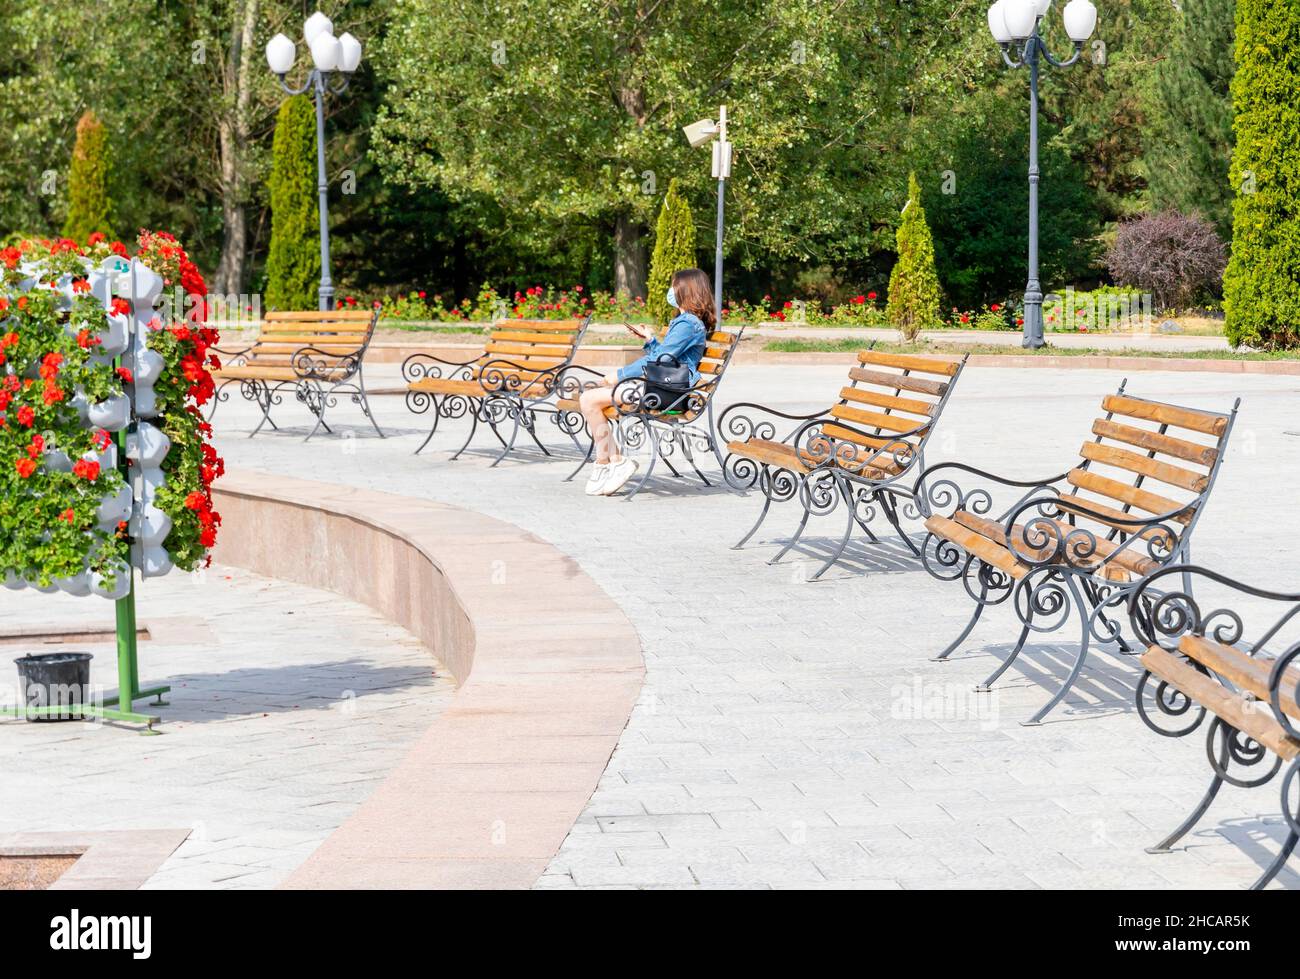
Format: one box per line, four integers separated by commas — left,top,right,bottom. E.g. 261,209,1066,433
847,367,948,398
1066,469,1193,524
1078,441,1209,493
1103,394,1229,437
1179,635,1300,723
1056,493,1179,546
821,423,915,453
830,403,929,435
496,319,584,332
1092,419,1218,468
484,341,574,357
924,515,1028,578
858,350,960,377
264,310,374,321
487,329,580,345
1141,646,1300,760
839,387,935,417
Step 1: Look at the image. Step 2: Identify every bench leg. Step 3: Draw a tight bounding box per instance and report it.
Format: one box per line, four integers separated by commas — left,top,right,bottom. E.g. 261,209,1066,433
355,367,386,439
522,410,552,457
1146,773,1223,855
303,382,334,442
1022,574,1091,726
565,438,594,482
414,395,442,455
768,503,811,566
679,432,712,486
808,482,858,581
248,380,280,438
879,492,919,557
1251,830,1298,890
449,402,483,461
734,469,775,549
977,617,1033,693
932,567,986,662
847,490,880,545
490,403,523,468
621,420,657,500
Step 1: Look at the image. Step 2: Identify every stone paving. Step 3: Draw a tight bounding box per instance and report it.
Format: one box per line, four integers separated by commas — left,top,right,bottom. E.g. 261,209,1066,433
0,568,455,888
10,361,1299,889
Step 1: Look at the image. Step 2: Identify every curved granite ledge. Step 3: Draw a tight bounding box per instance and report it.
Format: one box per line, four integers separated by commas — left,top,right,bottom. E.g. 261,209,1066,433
211,469,644,889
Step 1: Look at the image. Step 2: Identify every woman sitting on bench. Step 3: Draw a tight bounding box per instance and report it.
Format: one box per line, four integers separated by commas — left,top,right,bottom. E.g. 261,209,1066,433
579,267,714,497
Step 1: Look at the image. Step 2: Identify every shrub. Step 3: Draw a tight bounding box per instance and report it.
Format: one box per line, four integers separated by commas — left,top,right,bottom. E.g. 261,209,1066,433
1106,211,1226,313
63,111,114,243
1223,0,1300,349
886,173,942,341
265,96,320,310
646,180,697,330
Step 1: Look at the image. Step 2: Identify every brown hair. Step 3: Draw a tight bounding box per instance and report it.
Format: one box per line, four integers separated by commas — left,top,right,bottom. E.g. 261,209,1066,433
670,268,716,329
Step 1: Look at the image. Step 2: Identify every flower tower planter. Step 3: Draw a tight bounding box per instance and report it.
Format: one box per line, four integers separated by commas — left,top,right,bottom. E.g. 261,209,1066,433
0,233,224,732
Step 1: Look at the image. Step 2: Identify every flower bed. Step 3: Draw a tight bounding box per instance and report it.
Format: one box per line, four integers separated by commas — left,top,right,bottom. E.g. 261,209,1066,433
0,232,223,594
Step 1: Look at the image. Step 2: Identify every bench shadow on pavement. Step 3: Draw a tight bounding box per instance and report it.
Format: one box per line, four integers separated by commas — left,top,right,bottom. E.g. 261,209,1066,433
137,659,439,725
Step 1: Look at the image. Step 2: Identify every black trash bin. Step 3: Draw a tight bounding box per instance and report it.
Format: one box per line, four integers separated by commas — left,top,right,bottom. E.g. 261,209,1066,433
14,653,94,722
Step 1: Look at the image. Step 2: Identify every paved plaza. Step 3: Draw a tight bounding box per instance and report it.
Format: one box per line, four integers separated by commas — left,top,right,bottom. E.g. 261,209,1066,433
210,363,1300,889
4,362,1298,889
1,569,456,888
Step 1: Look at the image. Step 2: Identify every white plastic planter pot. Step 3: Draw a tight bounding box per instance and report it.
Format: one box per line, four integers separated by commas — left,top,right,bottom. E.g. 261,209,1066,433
3,570,25,591
55,570,92,597
69,391,91,424
96,483,133,531
90,561,132,601
88,314,131,368
133,347,165,387
129,503,172,547
126,423,170,468
133,386,158,419
25,576,59,595
87,393,131,432
134,545,173,579
43,449,72,473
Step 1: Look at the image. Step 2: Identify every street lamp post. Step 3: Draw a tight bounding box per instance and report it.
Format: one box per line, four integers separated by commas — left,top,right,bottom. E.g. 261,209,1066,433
988,0,1097,348
265,11,363,311
683,106,733,319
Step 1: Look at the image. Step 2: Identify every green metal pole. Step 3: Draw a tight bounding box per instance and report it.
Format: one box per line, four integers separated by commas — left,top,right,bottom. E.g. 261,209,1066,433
115,581,139,709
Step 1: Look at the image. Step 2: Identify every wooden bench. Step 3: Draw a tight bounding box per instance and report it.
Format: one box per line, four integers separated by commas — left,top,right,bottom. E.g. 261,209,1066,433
918,382,1239,725
401,317,591,466
1130,566,1300,889
555,325,745,498
212,308,381,440
719,349,967,579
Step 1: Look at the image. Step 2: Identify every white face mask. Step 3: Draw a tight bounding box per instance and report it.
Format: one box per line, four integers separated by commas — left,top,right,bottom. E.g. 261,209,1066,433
666,286,679,309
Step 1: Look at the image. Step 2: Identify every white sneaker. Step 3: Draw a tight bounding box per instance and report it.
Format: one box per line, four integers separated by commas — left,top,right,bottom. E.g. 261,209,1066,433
599,457,640,496
584,463,612,496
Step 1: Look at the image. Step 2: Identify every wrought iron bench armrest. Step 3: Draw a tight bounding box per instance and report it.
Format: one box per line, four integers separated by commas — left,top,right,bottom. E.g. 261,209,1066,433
477,357,562,398
555,364,607,400
291,345,363,382
717,401,833,445
1000,494,1187,573
400,349,486,381
790,415,927,478
610,375,711,421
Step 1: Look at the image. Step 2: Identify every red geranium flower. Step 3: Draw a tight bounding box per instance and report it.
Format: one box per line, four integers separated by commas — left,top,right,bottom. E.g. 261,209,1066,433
14,458,36,479
72,459,100,482
16,405,34,427
58,508,76,524
867,291,878,301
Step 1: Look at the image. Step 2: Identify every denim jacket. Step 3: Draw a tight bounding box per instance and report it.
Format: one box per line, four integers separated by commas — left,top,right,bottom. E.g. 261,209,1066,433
616,311,708,384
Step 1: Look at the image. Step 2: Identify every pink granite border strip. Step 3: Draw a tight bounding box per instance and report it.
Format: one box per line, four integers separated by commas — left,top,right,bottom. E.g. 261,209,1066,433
0,829,190,889
210,470,644,889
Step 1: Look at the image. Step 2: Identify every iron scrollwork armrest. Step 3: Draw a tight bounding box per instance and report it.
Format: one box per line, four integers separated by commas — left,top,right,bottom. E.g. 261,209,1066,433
914,461,1072,524
610,375,707,421
291,345,361,382
999,494,1187,575
476,357,559,398
717,401,832,445
401,352,478,385
555,364,606,402
1128,565,1300,742
791,415,929,481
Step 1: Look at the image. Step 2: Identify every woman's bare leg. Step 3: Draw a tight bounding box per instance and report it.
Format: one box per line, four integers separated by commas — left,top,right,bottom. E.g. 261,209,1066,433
579,385,621,465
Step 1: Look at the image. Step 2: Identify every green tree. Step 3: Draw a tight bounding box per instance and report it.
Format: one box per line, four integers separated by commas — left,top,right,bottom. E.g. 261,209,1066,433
886,173,941,340
1141,0,1235,236
63,110,114,241
264,95,320,310
1223,0,1300,349
646,179,697,328
372,0,958,298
